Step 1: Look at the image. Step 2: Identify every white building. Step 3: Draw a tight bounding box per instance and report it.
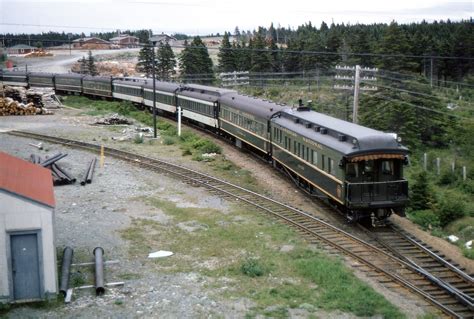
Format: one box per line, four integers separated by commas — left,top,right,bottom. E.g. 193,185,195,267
0,152,58,303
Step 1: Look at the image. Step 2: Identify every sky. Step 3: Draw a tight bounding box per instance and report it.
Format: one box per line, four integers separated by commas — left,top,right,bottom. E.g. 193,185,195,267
1,0,472,35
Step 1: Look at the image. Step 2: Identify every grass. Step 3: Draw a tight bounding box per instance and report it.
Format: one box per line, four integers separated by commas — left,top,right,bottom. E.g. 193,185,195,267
119,197,405,318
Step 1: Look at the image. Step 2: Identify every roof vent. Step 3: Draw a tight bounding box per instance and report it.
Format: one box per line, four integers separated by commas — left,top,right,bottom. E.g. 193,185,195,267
338,134,346,141
270,108,273,112
320,128,328,134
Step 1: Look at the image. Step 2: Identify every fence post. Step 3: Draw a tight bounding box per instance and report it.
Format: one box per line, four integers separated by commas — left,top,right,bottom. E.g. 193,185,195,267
463,166,467,181
451,161,455,173
436,157,440,175
423,153,427,171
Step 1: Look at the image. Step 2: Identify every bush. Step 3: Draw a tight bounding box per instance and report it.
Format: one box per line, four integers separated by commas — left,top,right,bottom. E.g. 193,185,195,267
437,170,458,186
241,258,266,277
133,133,144,144
436,192,466,227
192,139,222,154
163,136,176,145
410,171,435,211
408,210,440,229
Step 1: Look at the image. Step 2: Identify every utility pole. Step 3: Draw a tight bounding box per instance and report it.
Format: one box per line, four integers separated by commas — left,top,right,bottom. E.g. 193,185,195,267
334,65,377,124
353,65,361,124
151,40,157,138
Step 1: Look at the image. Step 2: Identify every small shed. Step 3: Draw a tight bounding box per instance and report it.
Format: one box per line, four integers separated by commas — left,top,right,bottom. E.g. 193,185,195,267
6,44,36,55
72,37,111,49
0,152,58,303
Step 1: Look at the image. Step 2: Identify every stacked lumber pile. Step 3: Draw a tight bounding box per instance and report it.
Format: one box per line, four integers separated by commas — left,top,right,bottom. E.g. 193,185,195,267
26,88,62,108
0,97,44,116
0,86,56,116
24,50,53,58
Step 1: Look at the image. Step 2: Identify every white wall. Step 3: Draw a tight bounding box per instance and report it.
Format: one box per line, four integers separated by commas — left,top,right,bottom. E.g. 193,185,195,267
0,191,57,302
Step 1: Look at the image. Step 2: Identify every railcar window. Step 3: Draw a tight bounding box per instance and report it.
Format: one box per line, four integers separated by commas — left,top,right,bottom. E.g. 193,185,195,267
322,155,325,170
311,150,318,165
364,160,374,173
382,160,394,175
328,158,335,175
346,163,359,178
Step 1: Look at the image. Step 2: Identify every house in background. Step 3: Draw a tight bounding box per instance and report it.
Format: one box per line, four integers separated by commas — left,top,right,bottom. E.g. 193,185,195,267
72,37,111,49
109,34,139,48
6,44,36,55
0,152,58,303
150,33,177,46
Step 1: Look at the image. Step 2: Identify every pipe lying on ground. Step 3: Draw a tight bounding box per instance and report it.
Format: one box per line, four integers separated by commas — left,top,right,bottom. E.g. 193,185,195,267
81,159,92,186
59,247,74,297
93,247,105,295
41,153,67,167
86,158,96,184
52,163,76,184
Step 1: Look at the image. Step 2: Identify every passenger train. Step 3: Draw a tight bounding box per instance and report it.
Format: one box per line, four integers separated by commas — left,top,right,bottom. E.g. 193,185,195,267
0,70,410,225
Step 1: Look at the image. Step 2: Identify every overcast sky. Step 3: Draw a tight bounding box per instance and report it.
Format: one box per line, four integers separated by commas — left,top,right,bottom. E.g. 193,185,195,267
1,0,472,35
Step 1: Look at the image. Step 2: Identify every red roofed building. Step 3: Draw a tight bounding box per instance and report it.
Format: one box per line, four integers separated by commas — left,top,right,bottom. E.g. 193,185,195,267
0,152,58,303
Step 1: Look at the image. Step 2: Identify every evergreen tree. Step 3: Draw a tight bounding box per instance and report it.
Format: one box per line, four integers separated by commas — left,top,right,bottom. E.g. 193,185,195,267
218,32,236,72
156,41,176,80
410,171,434,211
87,51,98,76
179,36,214,84
79,56,88,74
375,21,415,72
136,43,155,77
250,28,271,72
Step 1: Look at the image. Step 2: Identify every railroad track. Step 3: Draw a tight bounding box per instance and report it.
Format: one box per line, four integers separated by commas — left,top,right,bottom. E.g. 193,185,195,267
6,130,474,318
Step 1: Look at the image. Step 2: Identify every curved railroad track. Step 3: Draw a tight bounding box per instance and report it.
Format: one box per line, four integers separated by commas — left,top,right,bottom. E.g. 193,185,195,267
6,130,474,318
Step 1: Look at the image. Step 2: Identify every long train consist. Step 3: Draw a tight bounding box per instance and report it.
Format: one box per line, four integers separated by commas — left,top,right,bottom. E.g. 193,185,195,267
0,70,409,224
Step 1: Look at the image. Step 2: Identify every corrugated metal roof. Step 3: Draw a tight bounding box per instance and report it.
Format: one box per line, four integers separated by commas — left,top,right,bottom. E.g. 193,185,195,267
0,152,55,208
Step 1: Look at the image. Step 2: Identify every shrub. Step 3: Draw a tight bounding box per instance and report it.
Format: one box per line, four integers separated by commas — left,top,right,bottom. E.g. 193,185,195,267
133,133,144,144
192,139,221,154
408,210,440,229
410,171,435,211
437,170,458,186
182,148,192,156
163,136,176,145
436,192,466,227
241,258,266,277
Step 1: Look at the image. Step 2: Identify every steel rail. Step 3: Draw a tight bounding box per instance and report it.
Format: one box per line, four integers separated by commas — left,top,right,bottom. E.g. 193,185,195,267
6,130,472,318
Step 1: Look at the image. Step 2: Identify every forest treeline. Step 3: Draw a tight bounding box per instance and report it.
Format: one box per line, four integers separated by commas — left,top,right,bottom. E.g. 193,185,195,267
220,20,473,82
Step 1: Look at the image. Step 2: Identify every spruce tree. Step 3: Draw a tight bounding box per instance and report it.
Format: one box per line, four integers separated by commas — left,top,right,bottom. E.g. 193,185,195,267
218,32,235,72
136,43,155,77
87,51,98,76
250,28,271,72
156,41,176,81
79,56,88,74
410,171,434,211
179,36,214,84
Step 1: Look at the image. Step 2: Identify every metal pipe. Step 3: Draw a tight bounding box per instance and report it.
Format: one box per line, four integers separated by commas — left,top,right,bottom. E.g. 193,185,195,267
80,159,93,186
93,247,105,295
59,247,74,297
53,164,76,183
86,158,96,184
41,153,67,167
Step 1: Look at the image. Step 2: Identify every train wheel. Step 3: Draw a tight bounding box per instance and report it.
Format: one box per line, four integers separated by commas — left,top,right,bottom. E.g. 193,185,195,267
346,210,359,223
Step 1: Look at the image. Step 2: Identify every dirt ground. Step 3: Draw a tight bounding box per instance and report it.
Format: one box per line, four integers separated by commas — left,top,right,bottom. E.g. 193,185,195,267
0,108,469,318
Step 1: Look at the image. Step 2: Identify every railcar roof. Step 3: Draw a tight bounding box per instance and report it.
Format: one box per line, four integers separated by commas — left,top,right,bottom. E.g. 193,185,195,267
2,71,27,76
274,108,408,156
29,72,55,77
143,81,181,93
181,84,235,97
219,93,287,120
55,73,84,79
83,75,112,82
113,78,145,88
